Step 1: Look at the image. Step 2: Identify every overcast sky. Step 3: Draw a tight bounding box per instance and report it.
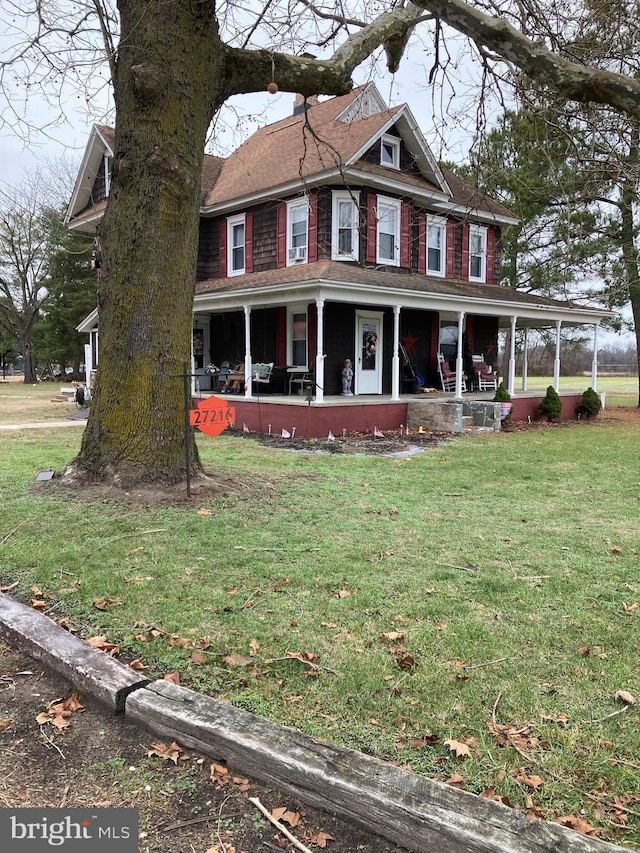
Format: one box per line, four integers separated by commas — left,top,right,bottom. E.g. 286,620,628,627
0,26,633,347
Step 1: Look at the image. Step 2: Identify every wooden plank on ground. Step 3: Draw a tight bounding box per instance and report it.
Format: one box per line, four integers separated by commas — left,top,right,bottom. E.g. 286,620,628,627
0,595,148,712
127,680,623,853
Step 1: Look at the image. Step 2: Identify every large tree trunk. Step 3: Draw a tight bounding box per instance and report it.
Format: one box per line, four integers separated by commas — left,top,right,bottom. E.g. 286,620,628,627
65,0,223,487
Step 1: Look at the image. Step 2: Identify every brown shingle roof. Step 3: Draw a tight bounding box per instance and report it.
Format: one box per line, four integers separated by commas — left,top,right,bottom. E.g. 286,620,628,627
195,260,583,311
439,166,516,221
204,86,403,207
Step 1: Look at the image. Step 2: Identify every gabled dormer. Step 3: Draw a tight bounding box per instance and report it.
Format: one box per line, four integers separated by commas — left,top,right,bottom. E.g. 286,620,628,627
65,125,115,232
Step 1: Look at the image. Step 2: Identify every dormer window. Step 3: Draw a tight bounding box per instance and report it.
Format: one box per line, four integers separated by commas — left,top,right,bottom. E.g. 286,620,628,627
380,134,400,170
287,198,308,265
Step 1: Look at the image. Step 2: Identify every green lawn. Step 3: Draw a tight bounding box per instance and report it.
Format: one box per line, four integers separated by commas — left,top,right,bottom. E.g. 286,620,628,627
0,386,639,847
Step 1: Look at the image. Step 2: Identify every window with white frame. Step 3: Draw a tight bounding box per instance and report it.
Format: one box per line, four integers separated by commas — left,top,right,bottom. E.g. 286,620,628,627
380,134,400,169
376,196,400,265
427,218,446,275
287,199,309,264
469,225,487,281
331,191,359,260
227,214,245,275
289,308,308,367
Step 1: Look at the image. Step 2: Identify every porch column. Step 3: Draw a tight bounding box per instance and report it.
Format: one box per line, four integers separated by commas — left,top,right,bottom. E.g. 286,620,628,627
315,298,325,404
591,324,599,391
508,316,517,395
521,328,528,391
455,311,465,398
553,320,561,391
243,305,252,396
392,305,401,401
84,343,93,391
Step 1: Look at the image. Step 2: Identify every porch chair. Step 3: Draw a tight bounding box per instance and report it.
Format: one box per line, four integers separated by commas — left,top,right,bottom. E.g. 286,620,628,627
473,360,498,391
437,353,467,393
289,371,315,396
252,362,274,392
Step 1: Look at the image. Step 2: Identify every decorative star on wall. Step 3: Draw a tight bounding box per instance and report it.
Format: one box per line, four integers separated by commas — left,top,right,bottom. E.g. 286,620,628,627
401,330,420,357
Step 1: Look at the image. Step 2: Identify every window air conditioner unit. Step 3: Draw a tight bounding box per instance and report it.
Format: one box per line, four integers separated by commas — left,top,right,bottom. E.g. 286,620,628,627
289,246,307,262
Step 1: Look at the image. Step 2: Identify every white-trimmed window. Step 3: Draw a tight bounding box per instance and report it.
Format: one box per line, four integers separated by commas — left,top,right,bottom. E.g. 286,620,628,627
469,225,487,281
376,196,400,266
427,218,446,276
227,214,245,275
287,199,308,265
289,307,308,367
331,191,360,261
380,134,400,169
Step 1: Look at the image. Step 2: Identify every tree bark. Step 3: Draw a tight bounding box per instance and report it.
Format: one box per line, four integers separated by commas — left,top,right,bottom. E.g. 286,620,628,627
619,179,640,407
65,0,223,486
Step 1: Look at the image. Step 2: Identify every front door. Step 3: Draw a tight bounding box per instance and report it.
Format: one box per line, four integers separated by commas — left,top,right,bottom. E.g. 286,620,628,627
355,312,383,394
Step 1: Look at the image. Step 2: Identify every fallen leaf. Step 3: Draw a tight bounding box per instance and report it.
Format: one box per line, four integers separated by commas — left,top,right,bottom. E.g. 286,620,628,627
148,741,183,764
444,738,471,758
615,690,636,705
395,653,417,670
210,763,231,786
224,654,253,667
86,636,120,655
0,718,11,732
129,659,148,671
164,671,181,684
556,815,598,836
271,808,301,827
249,639,260,656
197,508,212,516
445,773,466,787
515,769,544,790
380,631,405,642
308,830,334,848
91,597,108,610
190,651,207,665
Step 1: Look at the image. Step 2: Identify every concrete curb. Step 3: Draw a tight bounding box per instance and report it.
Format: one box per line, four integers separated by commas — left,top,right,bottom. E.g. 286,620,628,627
0,594,625,853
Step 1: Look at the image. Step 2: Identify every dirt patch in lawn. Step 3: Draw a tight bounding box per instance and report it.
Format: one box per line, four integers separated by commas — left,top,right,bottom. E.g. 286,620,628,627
0,641,406,853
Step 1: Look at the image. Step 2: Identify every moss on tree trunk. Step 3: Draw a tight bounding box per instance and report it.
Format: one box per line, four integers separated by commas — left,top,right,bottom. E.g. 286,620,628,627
66,0,224,486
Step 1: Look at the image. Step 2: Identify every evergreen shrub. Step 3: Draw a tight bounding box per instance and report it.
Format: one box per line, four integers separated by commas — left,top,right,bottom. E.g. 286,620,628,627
576,387,602,418
538,385,562,421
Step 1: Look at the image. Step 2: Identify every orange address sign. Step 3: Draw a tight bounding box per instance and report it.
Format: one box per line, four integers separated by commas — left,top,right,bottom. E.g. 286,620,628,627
189,396,235,437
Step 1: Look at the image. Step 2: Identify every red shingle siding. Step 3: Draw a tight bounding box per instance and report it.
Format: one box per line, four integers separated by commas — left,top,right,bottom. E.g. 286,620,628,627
276,203,287,269
400,201,411,268
308,193,318,264
245,211,254,274
366,192,377,263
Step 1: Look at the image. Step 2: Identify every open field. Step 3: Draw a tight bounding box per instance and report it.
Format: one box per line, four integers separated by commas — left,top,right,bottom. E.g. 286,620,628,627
0,383,639,848
516,375,638,408
0,379,80,424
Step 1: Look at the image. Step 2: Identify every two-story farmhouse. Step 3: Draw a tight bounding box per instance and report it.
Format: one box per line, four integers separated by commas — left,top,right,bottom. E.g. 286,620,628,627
67,83,611,435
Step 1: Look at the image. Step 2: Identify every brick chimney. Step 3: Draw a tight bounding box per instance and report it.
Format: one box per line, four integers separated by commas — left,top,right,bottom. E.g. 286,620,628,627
293,93,319,116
